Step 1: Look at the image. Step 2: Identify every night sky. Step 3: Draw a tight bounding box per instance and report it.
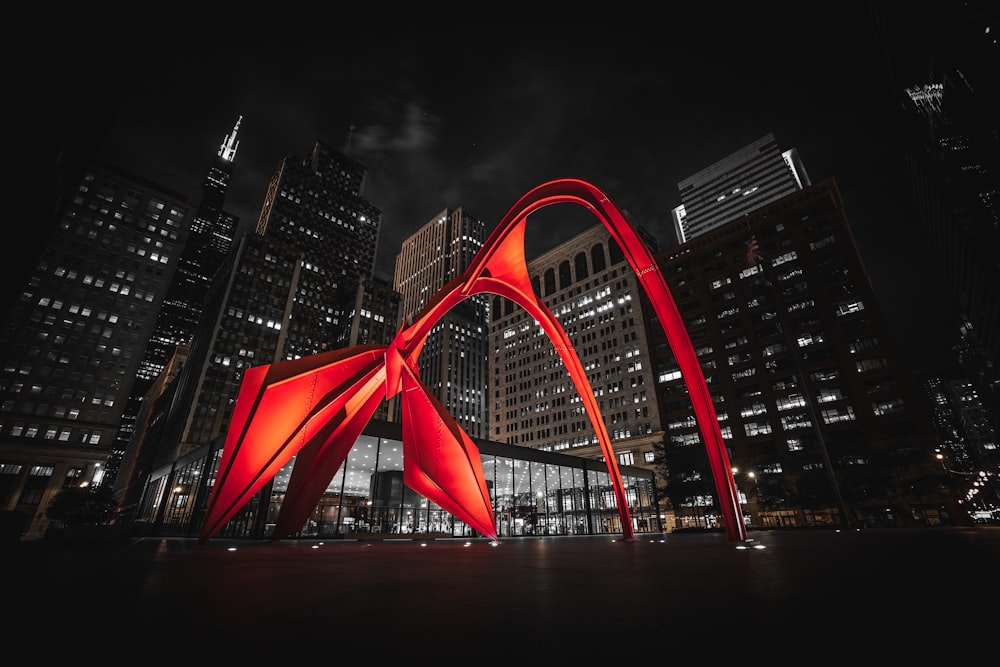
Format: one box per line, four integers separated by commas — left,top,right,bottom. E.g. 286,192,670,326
50,5,959,373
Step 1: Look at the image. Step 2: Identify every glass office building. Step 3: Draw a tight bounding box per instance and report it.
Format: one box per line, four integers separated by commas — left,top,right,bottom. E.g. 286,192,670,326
135,419,661,541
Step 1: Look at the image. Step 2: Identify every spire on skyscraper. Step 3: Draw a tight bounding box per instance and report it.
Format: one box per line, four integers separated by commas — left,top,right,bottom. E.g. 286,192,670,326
219,115,242,162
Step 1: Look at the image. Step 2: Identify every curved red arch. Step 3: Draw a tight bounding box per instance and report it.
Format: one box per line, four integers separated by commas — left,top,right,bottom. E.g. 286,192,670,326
389,178,744,542
513,180,742,540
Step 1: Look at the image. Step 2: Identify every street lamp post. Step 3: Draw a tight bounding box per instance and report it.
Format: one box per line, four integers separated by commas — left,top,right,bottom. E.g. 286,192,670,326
732,467,751,529
747,471,766,527
733,468,766,529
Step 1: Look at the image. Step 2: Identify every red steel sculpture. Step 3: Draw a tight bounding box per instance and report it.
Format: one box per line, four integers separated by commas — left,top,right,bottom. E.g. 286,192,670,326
198,178,747,544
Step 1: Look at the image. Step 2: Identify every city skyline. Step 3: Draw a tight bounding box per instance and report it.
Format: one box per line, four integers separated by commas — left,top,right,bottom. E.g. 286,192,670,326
50,5,962,374
14,5,991,544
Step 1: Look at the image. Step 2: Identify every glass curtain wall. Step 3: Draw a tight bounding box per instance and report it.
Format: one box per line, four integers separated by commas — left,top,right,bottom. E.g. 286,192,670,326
263,434,658,540
134,425,660,540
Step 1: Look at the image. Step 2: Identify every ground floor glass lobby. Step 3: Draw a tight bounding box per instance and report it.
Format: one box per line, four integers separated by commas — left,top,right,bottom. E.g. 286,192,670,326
135,420,661,540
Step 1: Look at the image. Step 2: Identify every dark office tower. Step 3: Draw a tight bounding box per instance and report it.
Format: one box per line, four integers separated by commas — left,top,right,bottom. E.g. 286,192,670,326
41,16,153,324
872,1,999,431
112,339,190,519
107,118,242,486
160,116,242,350
671,133,811,244
120,232,303,528
488,223,664,473
256,141,381,360
119,143,384,532
651,178,960,530
394,208,489,438
334,275,401,349
921,374,997,472
333,275,401,422
920,373,1000,523
0,164,192,538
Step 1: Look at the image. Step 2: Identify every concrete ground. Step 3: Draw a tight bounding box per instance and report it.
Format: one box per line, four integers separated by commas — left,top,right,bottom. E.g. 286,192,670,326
6,527,998,661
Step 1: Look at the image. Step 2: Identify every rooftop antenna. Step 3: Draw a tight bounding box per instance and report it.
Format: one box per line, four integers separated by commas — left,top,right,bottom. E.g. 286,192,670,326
344,123,355,155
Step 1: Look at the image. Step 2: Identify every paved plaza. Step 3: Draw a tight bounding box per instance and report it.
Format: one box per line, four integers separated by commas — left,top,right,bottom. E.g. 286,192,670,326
7,527,998,661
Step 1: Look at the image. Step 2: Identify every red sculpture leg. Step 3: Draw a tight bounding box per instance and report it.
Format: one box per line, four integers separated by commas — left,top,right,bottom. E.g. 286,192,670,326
199,346,387,542
578,182,744,540
272,365,388,539
464,216,636,538
392,218,639,539
399,365,498,541
465,179,745,541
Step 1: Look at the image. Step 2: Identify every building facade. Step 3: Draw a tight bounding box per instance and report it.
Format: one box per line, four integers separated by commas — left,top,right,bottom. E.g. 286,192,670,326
256,141,382,360
123,232,303,526
874,1,999,437
119,141,386,531
334,274,402,350
108,117,242,487
920,372,999,522
111,339,190,518
652,178,960,529
334,274,402,421
393,208,489,438
122,142,392,524
0,164,193,537
133,418,661,541
488,223,664,480
671,133,810,244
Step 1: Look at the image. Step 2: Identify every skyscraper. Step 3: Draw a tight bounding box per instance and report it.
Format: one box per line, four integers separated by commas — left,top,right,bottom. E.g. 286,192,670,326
488,222,663,476
919,369,999,524
654,178,958,529
671,133,811,244
157,116,242,355
0,164,193,538
394,208,489,438
334,274,401,422
334,275,401,351
257,141,381,359
120,141,384,533
921,373,996,475
122,232,302,528
107,117,242,487
873,0,999,437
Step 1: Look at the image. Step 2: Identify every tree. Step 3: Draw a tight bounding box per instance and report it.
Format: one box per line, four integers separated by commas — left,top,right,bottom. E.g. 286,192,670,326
756,474,796,513
650,436,672,502
794,468,838,511
46,485,116,526
653,435,719,527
